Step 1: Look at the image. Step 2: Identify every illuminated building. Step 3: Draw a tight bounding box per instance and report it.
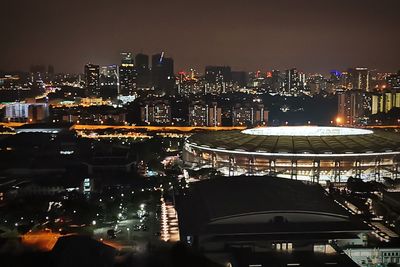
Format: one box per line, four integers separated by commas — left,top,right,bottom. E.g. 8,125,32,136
231,103,268,126
84,63,100,97
284,68,301,96
205,66,231,83
99,65,118,98
204,66,232,94
270,70,284,93
189,101,221,127
308,74,326,95
338,90,371,125
371,89,400,114
4,102,49,122
119,52,136,96
183,126,400,182
80,97,104,106
100,65,118,87
140,99,171,125
386,71,400,89
348,67,370,91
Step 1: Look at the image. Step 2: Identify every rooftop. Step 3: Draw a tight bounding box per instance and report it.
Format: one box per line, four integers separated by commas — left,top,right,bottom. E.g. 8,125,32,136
187,127,400,155
177,176,369,237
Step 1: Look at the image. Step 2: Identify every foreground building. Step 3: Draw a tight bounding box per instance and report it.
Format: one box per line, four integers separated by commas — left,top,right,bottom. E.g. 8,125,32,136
184,126,400,182
177,176,368,266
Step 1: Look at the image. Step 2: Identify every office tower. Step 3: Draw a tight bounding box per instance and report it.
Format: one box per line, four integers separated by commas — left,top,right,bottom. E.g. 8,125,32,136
189,101,222,126
270,70,284,93
84,63,100,97
100,65,118,86
348,67,370,91
152,52,175,94
338,90,371,125
119,52,136,96
284,68,300,95
135,53,151,89
135,53,149,73
100,65,118,98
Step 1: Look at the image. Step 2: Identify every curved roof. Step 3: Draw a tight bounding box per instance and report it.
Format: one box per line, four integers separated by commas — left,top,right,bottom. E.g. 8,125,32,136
176,176,369,236
186,127,400,156
184,176,348,221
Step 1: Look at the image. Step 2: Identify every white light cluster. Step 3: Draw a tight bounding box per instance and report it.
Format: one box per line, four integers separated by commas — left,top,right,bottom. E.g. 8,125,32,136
242,126,373,137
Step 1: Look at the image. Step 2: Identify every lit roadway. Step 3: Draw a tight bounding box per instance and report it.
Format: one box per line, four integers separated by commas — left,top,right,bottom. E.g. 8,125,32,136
0,122,246,132
72,125,246,132
3,122,400,131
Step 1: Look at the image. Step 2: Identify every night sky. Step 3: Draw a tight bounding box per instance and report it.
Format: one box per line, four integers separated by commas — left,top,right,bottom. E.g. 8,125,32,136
1,0,400,74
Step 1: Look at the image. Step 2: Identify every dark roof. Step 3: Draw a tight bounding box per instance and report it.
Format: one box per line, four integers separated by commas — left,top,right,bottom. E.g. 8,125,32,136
183,176,347,218
52,235,116,267
187,129,400,154
177,176,369,237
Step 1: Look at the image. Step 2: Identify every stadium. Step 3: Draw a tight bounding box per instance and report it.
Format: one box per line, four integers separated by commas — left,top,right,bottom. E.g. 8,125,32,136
183,126,400,183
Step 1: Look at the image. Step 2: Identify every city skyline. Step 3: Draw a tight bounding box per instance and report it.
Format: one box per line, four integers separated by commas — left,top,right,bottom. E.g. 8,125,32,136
1,0,400,73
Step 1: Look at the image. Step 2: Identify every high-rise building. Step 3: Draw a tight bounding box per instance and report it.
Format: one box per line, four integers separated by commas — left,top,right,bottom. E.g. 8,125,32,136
99,65,118,99
386,71,400,89
119,52,136,96
371,89,400,114
308,74,326,95
152,52,175,94
135,53,151,89
140,99,171,125
232,103,268,126
269,70,284,93
348,67,370,91
338,90,371,125
189,101,222,127
84,63,100,97
284,68,300,95
135,53,149,73
205,66,232,83
204,66,232,94
100,65,118,87
4,102,49,123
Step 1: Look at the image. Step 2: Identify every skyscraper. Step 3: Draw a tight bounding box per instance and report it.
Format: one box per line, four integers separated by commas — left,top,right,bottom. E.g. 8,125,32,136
348,67,370,91
135,53,149,73
119,52,136,96
338,90,371,125
284,68,300,96
84,63,100,97
152,52,175,94
100,65,118,99
135,53,150,89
